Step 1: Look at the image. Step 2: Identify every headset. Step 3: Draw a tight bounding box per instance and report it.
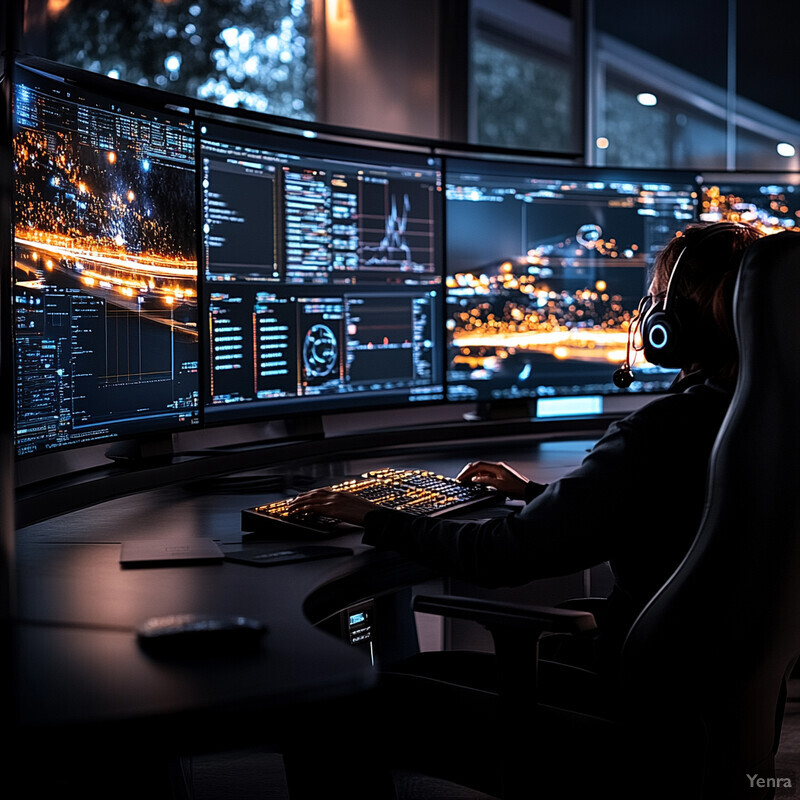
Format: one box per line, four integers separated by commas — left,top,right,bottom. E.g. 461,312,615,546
613,222,749,389
612,297,646,388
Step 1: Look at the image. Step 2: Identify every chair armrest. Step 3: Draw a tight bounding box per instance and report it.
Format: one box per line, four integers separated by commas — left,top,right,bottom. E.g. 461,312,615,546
412,593,597,637
556,596,609,623
412,594,599,797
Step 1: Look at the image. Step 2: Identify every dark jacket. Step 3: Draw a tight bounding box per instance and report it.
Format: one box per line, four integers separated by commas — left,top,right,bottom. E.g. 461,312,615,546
362,373,732,671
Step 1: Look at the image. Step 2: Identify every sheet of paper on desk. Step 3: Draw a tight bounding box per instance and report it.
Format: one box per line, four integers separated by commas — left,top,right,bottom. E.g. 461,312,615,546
224,544,353,567
119,538,225,567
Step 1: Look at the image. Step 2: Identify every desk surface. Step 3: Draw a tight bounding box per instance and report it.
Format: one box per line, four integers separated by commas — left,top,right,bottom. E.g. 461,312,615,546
11,436,596,755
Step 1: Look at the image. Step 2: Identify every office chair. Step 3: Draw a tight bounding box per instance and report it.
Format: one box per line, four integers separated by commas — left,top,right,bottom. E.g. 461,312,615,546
402,230,800,800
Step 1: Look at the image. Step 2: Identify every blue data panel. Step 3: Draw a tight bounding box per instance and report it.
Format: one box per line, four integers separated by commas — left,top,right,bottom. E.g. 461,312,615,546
199,119,445,424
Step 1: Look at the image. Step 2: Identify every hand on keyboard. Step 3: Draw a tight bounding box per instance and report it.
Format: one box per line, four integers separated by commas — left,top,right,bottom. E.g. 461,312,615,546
456,461,531,499
288,488,380,526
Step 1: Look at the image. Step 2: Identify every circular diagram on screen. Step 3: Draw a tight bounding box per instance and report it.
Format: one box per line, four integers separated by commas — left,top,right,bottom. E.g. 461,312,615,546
576,223,603,247
303,323,338,378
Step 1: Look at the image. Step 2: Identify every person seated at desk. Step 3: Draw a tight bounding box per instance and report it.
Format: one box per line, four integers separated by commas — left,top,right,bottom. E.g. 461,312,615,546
283,220,762,799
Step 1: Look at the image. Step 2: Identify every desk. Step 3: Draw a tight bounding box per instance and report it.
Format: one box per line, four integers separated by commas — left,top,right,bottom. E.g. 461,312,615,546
10,434,600,791
13,500,424,743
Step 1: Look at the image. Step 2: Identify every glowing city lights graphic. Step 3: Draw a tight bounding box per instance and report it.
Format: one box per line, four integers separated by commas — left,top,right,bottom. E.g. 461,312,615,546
447,167,695,397
700,183,800,234
13,71,201,455
448,250,638,371
13,113,197,331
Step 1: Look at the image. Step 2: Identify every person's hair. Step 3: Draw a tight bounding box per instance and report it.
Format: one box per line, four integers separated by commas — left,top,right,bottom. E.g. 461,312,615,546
648,221,764,385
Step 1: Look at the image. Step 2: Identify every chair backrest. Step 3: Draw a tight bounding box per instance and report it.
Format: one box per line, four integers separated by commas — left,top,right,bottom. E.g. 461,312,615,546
621,231,800,798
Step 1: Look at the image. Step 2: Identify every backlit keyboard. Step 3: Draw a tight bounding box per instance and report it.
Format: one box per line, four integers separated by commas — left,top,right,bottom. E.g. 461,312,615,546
241,468,500,539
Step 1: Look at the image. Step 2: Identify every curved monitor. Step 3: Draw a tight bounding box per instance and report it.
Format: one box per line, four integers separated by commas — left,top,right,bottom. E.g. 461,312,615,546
12,63,200,457
698,172,800,233
444,157,697,406
199,117,445,425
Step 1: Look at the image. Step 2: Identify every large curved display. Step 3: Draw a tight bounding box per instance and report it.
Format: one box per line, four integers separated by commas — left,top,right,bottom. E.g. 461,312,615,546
12,58,798,471
12,63,200,458
698,172,800,233
198,118,445,425
443,158,696,405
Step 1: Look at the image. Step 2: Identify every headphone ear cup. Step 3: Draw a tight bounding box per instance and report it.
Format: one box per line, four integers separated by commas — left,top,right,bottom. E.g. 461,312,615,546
641,302,683,368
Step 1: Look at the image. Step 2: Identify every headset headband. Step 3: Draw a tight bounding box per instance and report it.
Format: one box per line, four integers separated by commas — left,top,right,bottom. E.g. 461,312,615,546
663,221,749,308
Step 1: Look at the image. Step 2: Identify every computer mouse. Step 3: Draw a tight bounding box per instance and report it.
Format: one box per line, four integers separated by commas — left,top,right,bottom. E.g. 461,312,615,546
136,613,267,658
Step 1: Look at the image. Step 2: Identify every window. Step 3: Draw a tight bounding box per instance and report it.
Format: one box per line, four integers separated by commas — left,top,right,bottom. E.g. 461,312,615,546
22,0,317,120
595,60,727,171
470,0,579,155
591,0,800,170
468,0,800,170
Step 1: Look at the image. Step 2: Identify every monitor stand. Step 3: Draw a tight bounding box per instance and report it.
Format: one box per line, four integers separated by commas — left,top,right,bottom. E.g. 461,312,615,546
462,399,534,422
105,433,175,467
284,413,325,440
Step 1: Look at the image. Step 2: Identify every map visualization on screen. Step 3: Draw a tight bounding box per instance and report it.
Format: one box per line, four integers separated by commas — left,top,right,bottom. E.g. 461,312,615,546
200,120,445,423
12,65,200,457
445,159,697,403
